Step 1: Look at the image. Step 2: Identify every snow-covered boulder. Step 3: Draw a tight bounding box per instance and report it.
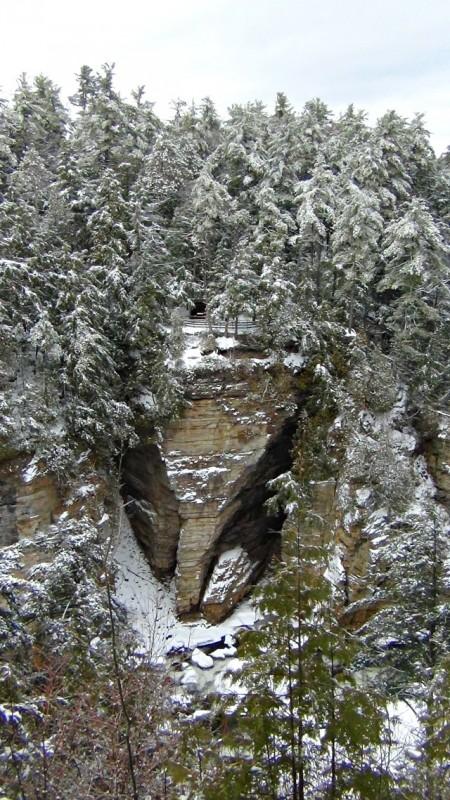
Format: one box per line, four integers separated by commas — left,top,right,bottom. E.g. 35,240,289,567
201,547,257,623
191,648,214,669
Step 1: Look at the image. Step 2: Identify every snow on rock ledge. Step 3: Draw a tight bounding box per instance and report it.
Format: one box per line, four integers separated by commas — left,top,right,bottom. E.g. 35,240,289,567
191,648,214,669
202,546,256,623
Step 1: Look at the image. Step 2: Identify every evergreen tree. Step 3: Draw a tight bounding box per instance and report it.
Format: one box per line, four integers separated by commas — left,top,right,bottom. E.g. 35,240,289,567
326,105,369,172
125,174,182,419
432,149,450,223
6,73,67,168
0,97,16,197
245,185,295,342
61,276,133,453
267,93,303,212
372,110,412,210
211,235,259,332
361,500,450,800
0,146,54,259
187,166,234,310
225,472,391,800
404,113,437,199
215,101,268,204
378,198,450,403
68,64,97,111
297,98,333,175
294,157,336,306
331,181,383,330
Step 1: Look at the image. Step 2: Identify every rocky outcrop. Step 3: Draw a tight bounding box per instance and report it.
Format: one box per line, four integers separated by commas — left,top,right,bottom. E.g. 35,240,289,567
0,455,59,548
122,444,180,578
123,352,298,619
122,336,450,627
0,451,109,574
201,546,257,623
421,413,450,507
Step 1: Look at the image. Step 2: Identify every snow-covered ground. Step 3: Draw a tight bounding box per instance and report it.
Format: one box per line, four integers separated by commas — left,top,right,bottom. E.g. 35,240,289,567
387,700,422,774
113,512,257,689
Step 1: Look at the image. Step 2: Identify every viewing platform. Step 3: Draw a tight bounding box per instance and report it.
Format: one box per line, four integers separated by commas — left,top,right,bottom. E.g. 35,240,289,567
176,303,259,337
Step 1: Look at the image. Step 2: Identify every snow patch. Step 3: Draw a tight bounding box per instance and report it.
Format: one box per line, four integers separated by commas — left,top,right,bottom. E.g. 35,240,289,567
216,336,238,351
324,549,345,588
355,487,372,507
22,457,39,484
182,345,203,367
283,353,306,371
211,644,237,659
387,700,422,773
135,390,157,411
191,648,214,669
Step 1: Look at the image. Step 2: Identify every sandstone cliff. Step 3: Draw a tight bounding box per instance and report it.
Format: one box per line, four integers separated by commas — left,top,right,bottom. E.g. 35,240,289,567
123,342,299,621
2,338,448,632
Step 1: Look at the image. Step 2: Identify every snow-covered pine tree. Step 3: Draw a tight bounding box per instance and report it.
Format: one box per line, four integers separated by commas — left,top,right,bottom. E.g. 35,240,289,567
245,184,296,344
6,73,67,170
224,471,391,800
325,104,369,173
361,499,450,799
331,180,383,330
0,96,16,198
373,110,413,210
0,146,54,259
297,98,333,176
294,156,336,307
378,197,450,404
124,171,182,420
211,234,259,333
267,93,303,213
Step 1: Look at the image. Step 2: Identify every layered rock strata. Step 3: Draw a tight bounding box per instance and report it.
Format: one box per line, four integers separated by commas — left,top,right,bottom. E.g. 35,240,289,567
0,456,59,548
0,451,109,575
124,354,297,619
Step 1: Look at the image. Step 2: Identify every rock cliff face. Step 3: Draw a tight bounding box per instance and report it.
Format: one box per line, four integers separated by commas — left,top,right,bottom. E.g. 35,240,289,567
123,351,298,620
0,451,108,575
3,343,448,631
421,413,450,507
122,342,450,625
0,455,59,549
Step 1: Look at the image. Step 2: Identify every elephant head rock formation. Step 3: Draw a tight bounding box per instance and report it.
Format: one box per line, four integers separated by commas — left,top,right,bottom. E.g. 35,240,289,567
123,343,300,622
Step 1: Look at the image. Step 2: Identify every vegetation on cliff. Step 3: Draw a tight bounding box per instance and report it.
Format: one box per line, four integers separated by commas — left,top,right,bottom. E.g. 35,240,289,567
0,65,449,797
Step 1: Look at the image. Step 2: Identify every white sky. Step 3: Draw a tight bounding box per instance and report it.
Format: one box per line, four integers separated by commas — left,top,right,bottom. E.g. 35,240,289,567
1,0,449,153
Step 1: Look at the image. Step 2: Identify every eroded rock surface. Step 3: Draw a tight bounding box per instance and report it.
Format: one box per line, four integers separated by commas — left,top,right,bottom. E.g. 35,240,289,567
201,546,256,623
0,451,109,575
422,414,450,506
123,444,180,578
123,353,298,618
0,456,59,547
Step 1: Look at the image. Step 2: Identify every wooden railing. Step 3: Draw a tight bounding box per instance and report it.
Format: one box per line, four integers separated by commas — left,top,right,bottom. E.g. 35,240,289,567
183,317,259,335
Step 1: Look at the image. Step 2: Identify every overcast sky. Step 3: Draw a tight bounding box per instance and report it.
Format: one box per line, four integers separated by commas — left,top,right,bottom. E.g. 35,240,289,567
1,0,449,153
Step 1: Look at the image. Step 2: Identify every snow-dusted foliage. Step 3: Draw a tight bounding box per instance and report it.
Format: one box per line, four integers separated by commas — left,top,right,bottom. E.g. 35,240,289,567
0,64,449,798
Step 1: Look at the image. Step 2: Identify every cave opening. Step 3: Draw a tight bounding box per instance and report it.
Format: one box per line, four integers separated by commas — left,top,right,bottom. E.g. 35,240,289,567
190,300,206,318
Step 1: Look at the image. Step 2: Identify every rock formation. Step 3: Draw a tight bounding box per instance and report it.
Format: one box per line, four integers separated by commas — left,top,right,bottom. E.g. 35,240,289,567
122,333,450,624
0,455,59,549
123,344,299,620
0,450,108,575
2,337,448,629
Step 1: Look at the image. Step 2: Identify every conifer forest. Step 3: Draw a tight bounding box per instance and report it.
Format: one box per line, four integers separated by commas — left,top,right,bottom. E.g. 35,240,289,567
0,65,449,799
